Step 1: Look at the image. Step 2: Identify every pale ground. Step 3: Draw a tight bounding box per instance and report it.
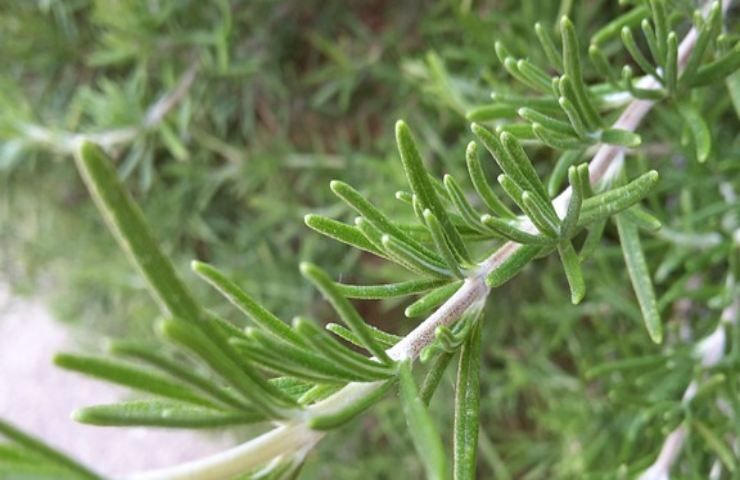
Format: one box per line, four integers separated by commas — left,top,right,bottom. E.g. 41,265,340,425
0,282,236,478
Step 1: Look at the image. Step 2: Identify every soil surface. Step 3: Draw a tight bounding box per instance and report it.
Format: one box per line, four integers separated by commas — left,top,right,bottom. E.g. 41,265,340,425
0,283,236,477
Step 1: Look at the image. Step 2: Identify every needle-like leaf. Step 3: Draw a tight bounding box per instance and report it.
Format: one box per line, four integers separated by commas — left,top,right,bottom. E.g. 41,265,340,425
396,120,469,262
424,210,465,278
399,361,450,480
480,215,552,245
558,240,586,304
192,261,303,346
465,141,514,218
334,278,448,299
301,262,393,365
109,340,250,411
615,214,662,343
405,281,464,318
75,142,201,324
72,400,264,428
577,171,660,227
304,214,385,257
54,353,217,407
486,244,544,287
535,22,563,70
678,102,711,162
0,420,101,479
453,319,482,480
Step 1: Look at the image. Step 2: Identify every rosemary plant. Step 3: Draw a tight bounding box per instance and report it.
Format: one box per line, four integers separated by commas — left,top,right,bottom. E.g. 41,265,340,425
1,1,738,479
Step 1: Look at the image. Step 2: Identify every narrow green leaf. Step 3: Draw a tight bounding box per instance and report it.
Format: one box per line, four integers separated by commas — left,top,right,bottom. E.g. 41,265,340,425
692,419,737,472
335,278,448,299
245,328,388,382
424,210,465,278
678,102,711,163
396,120,469,262
648,0,668,59
591,5,649,46
588,44,619,86
497,174,525,207
535,22,563,70
405,281,463,318
486,244,543,287
560,166,583,239
640,19,661,67
301,262,393,365
269,377,314,400
532,123,584,149
690,43,740,87
298,384,342,406
621,205,662,232
420,352,455,404
466,104,518,122
518,107,574,136
472,124,531,202
73,400,263,428
502,57,550,93
558,240,586,304
491,93,561,113
615,214,662,343
331,181,444,265
326,323,401,349
74,142,200,323
500,132,551,206
560,17,601,129
159,318,294,415
192,261,303,346
548,150,583,197
577,171,660,228
293,318,396,380
622,65,666,100
231,338,359,384
665,32,678,94
354,217,389,253
454,320,482,480
443,175,486,232
621,27,660,79
494,41,512,65
521,191,559,238
558,96,590,138
586,354,666,378
480,215,552,245
399,361,450,480
109,340,250,411
309,381,394,430
680,2,721,87
0,420,100,480
465,141,514,218
516,59,554,93
304,214,384,257
54,353,216,407
382,234,453,278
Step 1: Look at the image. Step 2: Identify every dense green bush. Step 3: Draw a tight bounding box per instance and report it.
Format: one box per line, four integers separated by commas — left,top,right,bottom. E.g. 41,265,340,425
1,0,739,479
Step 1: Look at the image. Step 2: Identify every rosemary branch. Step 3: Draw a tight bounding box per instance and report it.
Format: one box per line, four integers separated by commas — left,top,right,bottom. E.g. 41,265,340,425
118,3,729,478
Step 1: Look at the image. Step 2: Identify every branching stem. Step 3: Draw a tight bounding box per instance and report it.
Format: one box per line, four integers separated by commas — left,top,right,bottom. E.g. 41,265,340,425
119,3,730,478
21,60,199,154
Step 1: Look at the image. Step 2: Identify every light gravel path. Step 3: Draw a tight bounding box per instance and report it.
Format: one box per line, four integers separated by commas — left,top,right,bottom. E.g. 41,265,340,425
0,283,236,478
